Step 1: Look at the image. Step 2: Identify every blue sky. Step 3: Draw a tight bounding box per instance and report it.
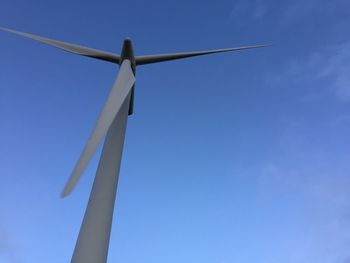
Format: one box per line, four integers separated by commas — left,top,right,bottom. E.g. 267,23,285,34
1,0,350,262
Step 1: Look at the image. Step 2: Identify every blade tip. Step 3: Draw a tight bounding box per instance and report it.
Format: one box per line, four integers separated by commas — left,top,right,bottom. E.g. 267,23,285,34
60,192,68,198
61,186,72,198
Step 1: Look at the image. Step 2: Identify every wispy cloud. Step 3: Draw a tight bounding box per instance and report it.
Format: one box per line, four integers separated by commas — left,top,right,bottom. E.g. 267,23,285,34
230,0,267,21
256,120,350,262
280,0,347,25
265,42,350,101
260,162,350,262
318,43,350,101
0,228,23,263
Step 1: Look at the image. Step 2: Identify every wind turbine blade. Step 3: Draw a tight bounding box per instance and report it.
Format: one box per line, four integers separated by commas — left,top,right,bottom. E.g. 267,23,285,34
135,44,270,65
0,26,120,64
61,60,135,197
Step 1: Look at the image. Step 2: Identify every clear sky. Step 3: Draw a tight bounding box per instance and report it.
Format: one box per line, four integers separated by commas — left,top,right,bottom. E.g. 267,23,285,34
0,0,350,262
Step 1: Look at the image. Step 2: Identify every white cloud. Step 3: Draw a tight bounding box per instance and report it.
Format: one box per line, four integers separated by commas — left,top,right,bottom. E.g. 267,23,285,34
265,42,350,101
317,44,350,101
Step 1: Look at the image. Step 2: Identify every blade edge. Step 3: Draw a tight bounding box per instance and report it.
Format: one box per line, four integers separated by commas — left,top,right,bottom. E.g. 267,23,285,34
0,26,120,63
135,44,271,65
61,60,135,197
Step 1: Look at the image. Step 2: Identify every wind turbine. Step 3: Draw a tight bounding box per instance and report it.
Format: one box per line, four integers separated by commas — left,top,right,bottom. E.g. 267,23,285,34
0,26,268,263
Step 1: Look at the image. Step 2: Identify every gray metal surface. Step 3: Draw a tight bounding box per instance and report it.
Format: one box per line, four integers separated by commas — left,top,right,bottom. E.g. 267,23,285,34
119,38,136,115
71,93,131,263
135,44,270,65
0,26,120,63
62,60,135,197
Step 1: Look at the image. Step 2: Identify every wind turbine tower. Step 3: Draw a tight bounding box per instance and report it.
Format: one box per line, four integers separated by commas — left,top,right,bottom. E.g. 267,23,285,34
0,26,268,263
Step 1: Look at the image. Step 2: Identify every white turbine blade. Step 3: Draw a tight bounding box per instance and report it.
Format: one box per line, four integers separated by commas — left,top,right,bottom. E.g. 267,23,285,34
0,26,120,63
135,44,270,65
61,60,135,197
